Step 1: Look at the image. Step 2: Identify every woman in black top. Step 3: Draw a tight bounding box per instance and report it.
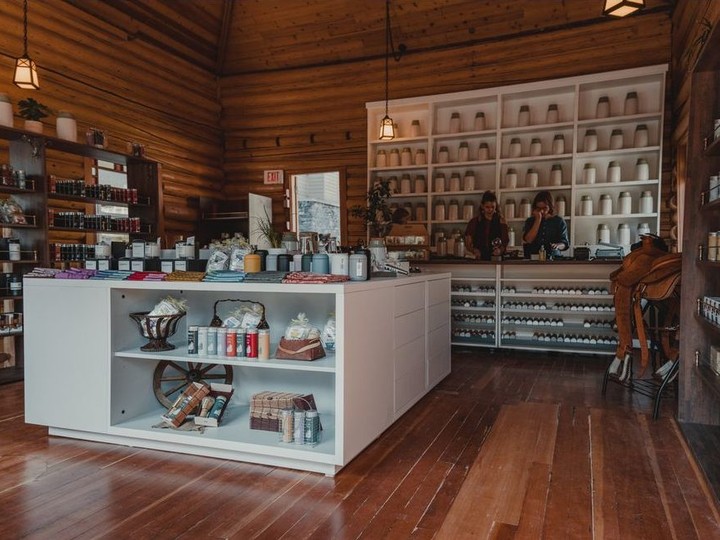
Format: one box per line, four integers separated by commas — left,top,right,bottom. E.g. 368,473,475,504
464,191,509,260
522,190,569,258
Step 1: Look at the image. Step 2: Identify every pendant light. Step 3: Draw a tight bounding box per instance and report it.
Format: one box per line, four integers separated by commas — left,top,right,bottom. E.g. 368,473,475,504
603,0,645,17
14,0,39,89
379,0,405,140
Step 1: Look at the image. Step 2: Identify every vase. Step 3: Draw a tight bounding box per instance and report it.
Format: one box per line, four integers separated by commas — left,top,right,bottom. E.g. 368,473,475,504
56,111,78,142
24,119,43,134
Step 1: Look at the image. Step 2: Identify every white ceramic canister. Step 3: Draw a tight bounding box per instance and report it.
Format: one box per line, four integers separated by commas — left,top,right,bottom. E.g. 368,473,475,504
583,163,597,184
526,168,539,188
555,195,566,217
518,105,530,127
609,129,624,150
618,223,631,245
388,176,398,194
437,146,449,163
550,164,563,186
505,199,516,219
414,175,426,193
410,119,421,137
618,191,632,215
474,112,486,131
520,198,532,218
415,148,426,165
266,254,278,271
449,112,461,133
349,253,368,281
458,142,469,162
389,148,400,166
580,195,593,216
597,224,610,244
552,134,565,154
329,252,349,275
509,138,522,158
415,202,427,221
546,104,559,124
448,199,460,221
0,94,13,128
376,149,387,168
401,147,413,166
463,171,475,191
529,138,542,156
434,173,446,193
633,124,649,147
635,158,650,181
400,174,412,194
462,200,474,220
608,161,622,183
449,173,461,192
508,227,516,247
596,96,611,119
599,194,613,216
478,142,490,160
584,129,598,152
56,111,78,142
639,190,654,214
637,222,651,241
434,200,446,221
624,91,639,115
505,168,518,189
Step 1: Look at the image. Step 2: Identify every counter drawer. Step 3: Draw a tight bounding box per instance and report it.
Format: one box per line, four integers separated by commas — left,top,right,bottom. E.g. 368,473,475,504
428,301,450,332
395,282,425,317
428,277,450,307
395,309,425,349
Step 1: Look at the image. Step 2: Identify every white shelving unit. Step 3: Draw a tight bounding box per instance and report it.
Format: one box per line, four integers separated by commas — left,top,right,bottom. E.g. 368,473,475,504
367,65,666,253
23,275,450,476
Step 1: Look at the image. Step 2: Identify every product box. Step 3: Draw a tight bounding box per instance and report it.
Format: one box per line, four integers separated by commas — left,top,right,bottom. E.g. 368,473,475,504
85,258,118,271
173,258,208,272
249,391,317,431
161,382,210,428
194,383,234,427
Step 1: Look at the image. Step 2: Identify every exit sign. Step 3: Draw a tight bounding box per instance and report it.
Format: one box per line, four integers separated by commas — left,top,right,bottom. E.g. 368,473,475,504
263,169,284,185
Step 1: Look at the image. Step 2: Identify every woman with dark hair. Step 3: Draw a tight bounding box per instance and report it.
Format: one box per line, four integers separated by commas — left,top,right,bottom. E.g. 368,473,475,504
522,190,569,258
464,191,509,260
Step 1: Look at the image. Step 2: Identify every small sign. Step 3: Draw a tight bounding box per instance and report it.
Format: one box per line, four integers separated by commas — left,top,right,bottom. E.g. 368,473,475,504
264,169,284,185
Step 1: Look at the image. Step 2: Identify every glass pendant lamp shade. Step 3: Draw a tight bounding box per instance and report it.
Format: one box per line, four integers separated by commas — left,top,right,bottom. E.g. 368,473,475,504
14,56,39,89
603,0,645,17
379,115,395,140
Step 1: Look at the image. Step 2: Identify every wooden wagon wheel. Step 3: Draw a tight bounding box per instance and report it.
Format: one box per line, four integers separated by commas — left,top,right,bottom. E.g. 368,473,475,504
152,361,233,408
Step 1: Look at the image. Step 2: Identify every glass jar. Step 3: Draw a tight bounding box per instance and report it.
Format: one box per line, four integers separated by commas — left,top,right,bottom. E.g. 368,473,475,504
584,129,598,152
463,171,475,191
415,148,426,165
607,161,622,183
505,168,518,189
8,274,22,296
389,148,400,166
474,111,486,131
505,199,516,219
599,194,613,216
581,195,593,216
401,147,413,166
8,238,21,261
509,138,522,158
618,192,632,215
546,103,559,124
639,190,654,214
458,141,469,162
633,124,649,147
583,163,597,184
449,112,461,133
526,168,539,188
624,91,639,115
437,146,449,163
508,227,516,247
609,129,624,150
596,96,610,118
477,142,490,160
552,134,565,154
529,138,542,156
518,105,530,127
434,174,446,193
550,164,563,186
635,158,650,180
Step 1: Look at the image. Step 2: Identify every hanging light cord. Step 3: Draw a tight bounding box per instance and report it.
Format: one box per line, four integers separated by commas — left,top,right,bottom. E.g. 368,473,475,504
384,0,405,116
22,0,29,56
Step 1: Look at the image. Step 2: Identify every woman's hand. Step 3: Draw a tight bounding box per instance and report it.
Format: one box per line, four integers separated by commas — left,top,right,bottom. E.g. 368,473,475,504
532,208,544,220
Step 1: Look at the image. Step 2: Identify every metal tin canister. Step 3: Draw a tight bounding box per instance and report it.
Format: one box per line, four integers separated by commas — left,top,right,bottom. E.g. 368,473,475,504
206,328,217,356
217,328,227,357
246,329,258,358
279,408,294,443
226,328,237,357
197,327,208,356
187,326,198,355
258,329,270,360
236,329,247,358
293,410,306,445
304,410,321,446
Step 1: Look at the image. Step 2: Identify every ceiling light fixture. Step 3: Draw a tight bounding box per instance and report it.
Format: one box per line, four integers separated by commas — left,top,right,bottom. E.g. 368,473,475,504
603,0,646,17
379,0,405,140
14,0,39,89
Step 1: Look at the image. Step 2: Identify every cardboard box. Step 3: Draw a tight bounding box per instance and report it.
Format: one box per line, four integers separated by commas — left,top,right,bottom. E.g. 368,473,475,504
194,383,234,427
161,382,210,428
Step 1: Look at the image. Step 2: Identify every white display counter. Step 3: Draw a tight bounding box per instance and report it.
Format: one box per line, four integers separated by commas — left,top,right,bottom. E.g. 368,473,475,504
23,273,451,476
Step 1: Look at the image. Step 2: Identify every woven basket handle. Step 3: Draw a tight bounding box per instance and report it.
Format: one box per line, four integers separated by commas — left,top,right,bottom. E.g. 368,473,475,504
277,341,321,355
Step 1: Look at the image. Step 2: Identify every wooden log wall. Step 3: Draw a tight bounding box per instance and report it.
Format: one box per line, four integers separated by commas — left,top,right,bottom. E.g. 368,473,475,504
221,6,672,246
0,0,223,246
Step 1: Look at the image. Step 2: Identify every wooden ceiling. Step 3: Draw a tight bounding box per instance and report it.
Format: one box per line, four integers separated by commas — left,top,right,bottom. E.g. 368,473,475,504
65,0,673,76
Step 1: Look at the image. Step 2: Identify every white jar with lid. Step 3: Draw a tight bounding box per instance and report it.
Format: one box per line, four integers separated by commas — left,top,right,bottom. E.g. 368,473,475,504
437,146,449,163
546,104,559,124
415,203,427,221
401,147,413,166
610,129,624,150
596,96,610,118
508,227,516,247
583,163,597,184
505,168,518,189
434,174,446,192
449,173,461,192
414,175,426,193
520,198,532,218
599,194,613,216
584,129,598,152
0,94,13,128
448,200,460,221
634,124,649,147
597,224,610,244
618,192,632,215
639,190,654,214
434,201,446,221
56,111,78,142
474,112,486,131
463,171,475,191
518,105,530,127
552,134,565,154
580,195,593,216
415,148,426,165
376,149,387,168
637,222,651,241
526,168,539,188
608,161,622,183
478,142,490,160
529,138,542,156
624,91,639,115
400,174,412,194
555,195,566,217
411,119,421,137
550,164,563,186
449,112,461,133
388,176,398,194
618,223,631,245
505,199,516,219
389,148,400,166
463,200,474,220
509,138,522,158
458,142,469,162
635,158,649,181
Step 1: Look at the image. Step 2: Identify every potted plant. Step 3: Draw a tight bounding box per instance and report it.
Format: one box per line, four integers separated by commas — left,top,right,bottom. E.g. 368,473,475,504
351,178,393,238
253,207,284,251
18,97,50,134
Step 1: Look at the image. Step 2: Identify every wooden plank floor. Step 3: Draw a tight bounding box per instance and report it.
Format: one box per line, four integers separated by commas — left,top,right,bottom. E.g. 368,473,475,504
1,349,718,539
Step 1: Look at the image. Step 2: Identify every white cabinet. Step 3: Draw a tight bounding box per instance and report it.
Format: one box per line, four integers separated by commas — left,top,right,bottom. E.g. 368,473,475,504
367,65,666,254
24,275,450,476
